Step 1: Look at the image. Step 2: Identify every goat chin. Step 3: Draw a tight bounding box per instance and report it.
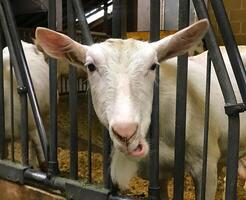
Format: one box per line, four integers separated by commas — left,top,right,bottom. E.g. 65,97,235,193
111,148,140,190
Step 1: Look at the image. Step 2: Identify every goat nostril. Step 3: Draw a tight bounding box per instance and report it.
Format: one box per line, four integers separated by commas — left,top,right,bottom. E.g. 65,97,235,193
111,123,138,144
112,128,128,143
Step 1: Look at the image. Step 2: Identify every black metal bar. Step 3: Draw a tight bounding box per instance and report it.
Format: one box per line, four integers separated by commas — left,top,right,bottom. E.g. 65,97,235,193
225,114,240,200
0,29,5,159
201,53,211,200
210,0,246,104
112,0,127,38
72,0,93,45
87,91,93,183
69,65,78,180
149,0,160,41
191,1,240,200
173,1,190,199
192,0,237,104
10,60,15,162
103,0,109,34
148,1,160,200
48,0,59,175
1,0,48,162
19,86,29,166
103,128,112,190
148,66,160,200
67,0,78,180
71,0,95,181
112,0,121,38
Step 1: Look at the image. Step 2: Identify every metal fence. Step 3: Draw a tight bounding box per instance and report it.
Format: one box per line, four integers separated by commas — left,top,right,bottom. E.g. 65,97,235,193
0,0,246,200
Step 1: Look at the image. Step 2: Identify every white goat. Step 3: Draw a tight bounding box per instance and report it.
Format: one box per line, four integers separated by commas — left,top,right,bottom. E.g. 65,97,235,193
3,41,50,169
35,19,246,199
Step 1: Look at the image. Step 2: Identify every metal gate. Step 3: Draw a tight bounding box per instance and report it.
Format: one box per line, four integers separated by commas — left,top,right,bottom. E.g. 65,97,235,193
0,0,246,200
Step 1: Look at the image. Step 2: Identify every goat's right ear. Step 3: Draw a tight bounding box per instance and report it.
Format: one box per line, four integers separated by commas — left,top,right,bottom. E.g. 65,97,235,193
35,27,88,67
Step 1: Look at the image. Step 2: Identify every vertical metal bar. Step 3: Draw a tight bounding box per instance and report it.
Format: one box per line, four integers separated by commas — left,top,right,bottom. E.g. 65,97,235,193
201,52,211,200
67,0,78,180
1,0,48,163
19,86,29,166
10,61,15,162
112,0,127,38
103,128,112,189
0,29,5,159
48,0,59,175
225,115,240,200
191,0,237,104
191,2,241,200
174,1,190,199
103,0,109,34
87,91,92,183
149,0,160,41
71,0,95,181
149,1,160,200
210,0,246,104
112,0,121,38
72,0,93,45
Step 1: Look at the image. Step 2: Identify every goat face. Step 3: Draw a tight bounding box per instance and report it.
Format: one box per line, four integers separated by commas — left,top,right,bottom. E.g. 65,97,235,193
35,19,209,160
86,39,156,158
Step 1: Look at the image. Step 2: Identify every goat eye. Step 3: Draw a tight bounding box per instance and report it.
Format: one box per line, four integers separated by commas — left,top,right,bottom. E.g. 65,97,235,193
87,63,96,72
150,64,157,71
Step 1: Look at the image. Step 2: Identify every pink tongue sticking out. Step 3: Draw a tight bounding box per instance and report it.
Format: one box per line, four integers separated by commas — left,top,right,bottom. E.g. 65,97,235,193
129,143,145,157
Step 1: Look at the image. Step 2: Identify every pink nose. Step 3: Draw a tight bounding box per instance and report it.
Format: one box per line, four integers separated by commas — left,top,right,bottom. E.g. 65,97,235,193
112,122,138,143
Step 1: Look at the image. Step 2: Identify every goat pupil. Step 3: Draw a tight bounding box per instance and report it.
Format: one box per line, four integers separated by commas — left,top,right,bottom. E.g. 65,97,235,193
87,63,96,72
150,64,156,70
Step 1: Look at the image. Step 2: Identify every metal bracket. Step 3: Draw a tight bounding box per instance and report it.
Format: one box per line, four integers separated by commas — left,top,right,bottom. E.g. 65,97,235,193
0,160,29,184
17,85,27,94
224,103,246,116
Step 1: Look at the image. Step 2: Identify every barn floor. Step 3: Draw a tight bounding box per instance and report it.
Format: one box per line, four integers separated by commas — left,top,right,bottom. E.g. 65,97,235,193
56,95,246,200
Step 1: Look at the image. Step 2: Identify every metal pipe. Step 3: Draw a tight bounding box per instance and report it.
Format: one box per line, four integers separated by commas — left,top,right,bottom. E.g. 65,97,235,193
225,114,240,200
149,0,160,41
72,0,93,45
103,0,109,34
149,0,160,199
191,1,240,200
112,0,127,38
1,0,48,162
210,0,246,104
192,0,237,104
103,128,113,190
173,1,190,199
0,29,5,159
48,0,59,175
201,52,211,200
67,0,78,180
10,60,15,162
69,65,78,180
19,86,29,165
87,91,93,183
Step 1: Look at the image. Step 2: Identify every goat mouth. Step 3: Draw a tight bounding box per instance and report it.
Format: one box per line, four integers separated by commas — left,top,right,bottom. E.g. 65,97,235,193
128,142,146,157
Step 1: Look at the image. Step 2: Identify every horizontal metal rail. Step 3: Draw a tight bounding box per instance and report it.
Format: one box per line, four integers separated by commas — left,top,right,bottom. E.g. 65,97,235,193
0,160,133,200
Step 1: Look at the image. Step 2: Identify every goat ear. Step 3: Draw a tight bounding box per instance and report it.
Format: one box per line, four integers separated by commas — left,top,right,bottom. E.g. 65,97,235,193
151,19,209,62
35,27,88,67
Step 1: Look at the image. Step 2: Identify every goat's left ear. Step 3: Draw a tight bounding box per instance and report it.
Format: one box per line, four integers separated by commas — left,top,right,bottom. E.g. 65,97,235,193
151,19,209,62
